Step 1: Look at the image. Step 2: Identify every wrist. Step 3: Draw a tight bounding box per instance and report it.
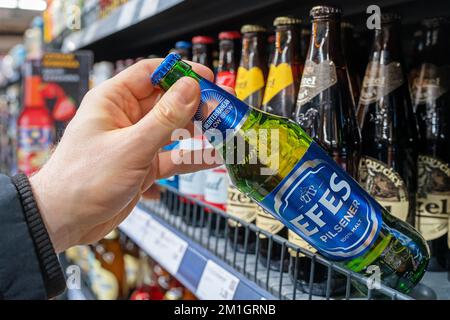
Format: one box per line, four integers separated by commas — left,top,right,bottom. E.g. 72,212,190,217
29,170,73,253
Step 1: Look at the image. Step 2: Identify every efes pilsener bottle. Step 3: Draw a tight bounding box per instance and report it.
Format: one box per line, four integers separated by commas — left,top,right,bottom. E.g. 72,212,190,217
151,52,429,293
357,13,419,225
294,5,360,296
411,17,450,271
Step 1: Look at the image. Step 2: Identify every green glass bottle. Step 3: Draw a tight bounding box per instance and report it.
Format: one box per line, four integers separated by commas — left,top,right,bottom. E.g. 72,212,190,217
151,53,429,293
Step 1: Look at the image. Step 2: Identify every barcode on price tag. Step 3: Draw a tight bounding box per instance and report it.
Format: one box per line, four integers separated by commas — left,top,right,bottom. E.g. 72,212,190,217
196,260,240,300
140,218,188,275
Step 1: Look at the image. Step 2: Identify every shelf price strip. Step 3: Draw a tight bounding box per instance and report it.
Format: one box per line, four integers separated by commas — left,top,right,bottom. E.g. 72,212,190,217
196,260,240,300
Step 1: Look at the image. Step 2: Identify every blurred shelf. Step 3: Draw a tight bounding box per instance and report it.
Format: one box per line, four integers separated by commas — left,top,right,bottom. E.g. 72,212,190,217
119,204,276,300
57,0,450,61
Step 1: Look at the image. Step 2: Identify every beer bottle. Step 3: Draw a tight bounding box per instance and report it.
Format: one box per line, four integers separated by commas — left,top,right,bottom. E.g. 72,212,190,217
93,229,128,299
341,21,361,103
294,5,359,295
300,27,311,63
256,206,289,271
216,31,241,88
412,17,450,271
151,53,429,293
130,252,164,300
192,36,214,70
235,25,267,108
262,16,302,118
175,41,192,60
228,25,266,252
357,13,419,225
227,184,258,253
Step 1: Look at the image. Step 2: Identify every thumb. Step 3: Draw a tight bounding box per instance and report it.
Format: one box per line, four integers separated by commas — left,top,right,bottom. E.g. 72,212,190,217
135,76,200,154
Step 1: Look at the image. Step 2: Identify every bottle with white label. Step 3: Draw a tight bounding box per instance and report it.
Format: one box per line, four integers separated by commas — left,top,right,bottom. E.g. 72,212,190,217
412,17,450,271
178,136,206,227
204,166,229,236
357,13,418,226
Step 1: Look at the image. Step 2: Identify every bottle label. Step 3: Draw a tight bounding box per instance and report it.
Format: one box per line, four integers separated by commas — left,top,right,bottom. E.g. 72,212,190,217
411,63,449,105
262,63,294,105
216,71,236,88
17,126,53,175
359,61,404,104
90,260,119,300
227,185,257,227
288,230,316,257
204,166,229,208
235,67,265,101
197,79,250,145
416,155,450,240
358,156,409,221
179,170,205,199
256,205,285,239
260,142,382,261
296,60,337,107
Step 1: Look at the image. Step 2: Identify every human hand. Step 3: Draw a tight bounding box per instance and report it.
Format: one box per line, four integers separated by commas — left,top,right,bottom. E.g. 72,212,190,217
30,59,217,253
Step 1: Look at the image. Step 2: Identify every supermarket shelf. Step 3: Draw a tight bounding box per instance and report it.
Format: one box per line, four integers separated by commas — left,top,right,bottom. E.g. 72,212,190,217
119,204,276,300
62,0,184,53
57,0,448,61
119,185,415,300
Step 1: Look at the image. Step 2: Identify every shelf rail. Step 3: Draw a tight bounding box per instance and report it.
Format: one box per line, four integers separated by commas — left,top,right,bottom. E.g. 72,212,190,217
141,184,412,300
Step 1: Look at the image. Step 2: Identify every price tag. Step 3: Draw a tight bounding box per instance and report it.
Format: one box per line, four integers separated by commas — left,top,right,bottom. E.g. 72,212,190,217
117,0,139,29
139,0,159,19
196,260,240,300
120,207,151,243
140,218,188,275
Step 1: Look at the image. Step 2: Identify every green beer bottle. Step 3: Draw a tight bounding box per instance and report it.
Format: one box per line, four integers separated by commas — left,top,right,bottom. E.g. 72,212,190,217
151,52,429,293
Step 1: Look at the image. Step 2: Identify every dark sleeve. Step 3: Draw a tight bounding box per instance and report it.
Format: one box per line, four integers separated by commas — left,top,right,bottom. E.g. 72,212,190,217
0,174,66,299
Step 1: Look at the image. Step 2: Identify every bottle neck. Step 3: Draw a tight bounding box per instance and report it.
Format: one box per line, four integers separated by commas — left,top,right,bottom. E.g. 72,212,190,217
272,26,300,65
192,44,212,69
370,22,403,64
307,18,345,66
240,33,266,69
218,39,236,72
422,23,450,65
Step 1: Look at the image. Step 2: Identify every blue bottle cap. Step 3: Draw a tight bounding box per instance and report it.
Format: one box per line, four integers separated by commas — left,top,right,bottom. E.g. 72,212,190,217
175,41,192,49
151,52,182,86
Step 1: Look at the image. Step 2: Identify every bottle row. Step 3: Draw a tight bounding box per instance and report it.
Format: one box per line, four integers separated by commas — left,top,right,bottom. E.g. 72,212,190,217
65,229,198,300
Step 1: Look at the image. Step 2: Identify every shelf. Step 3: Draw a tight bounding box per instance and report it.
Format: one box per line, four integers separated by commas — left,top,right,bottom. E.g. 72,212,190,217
119,204,276,300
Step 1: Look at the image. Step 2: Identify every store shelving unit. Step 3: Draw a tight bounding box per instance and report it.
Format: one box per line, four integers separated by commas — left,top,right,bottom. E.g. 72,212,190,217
59,0,450,61
119,185,416,300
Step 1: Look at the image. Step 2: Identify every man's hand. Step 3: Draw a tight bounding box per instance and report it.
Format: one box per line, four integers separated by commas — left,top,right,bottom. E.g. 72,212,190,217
30,59,215,253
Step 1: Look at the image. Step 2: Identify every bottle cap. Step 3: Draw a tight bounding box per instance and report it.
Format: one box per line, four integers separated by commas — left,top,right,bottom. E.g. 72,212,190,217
310,5,342,19
175,41,192,49
273,16,302,26
240,24,266,33
192,36,215,44
218,31,241,40
151,52,182,86
380,12,401,24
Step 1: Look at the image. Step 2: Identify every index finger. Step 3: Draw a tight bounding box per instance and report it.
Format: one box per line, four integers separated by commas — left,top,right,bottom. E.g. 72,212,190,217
110,58,214,101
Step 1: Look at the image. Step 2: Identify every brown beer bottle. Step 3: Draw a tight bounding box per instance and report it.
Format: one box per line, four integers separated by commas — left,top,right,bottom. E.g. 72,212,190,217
235,24,267,108
412,17,450,271
341,21,361,103
293,5,358,296
216,31,241,88
262,16,302,118
192,36,214,70
228,25,267,253
357,13,419,225
93,229,128,299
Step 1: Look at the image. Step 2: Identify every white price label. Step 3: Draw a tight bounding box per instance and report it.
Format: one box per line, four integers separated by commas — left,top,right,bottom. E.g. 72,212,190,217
120,207,152,244
139,0,159,19
117,0,139,29
141,219,188,275
196,260,240,300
